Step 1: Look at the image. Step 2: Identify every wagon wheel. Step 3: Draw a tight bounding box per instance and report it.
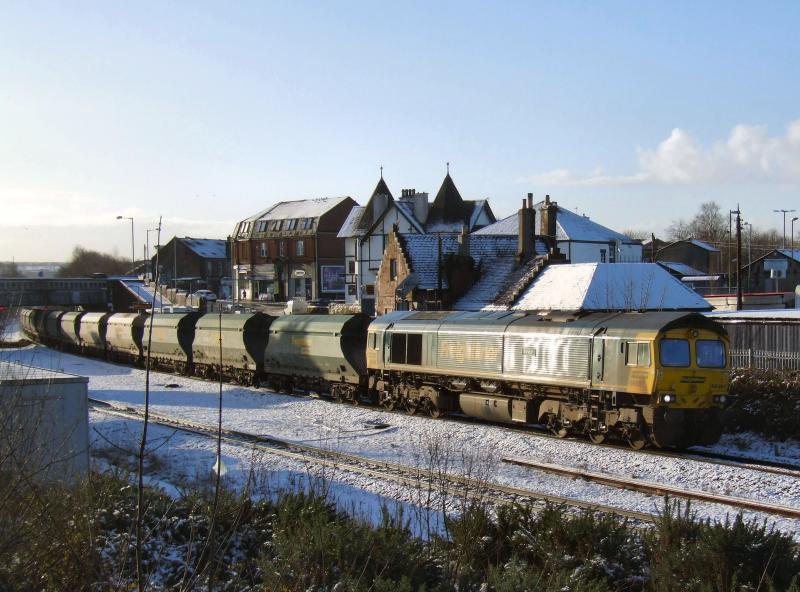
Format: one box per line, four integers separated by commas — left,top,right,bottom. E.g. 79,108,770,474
405,400,419,416
380,394,397,411
428,405,445,419
350,391,361,406
626,429,647,450
545,414,568,438
588,431,607,444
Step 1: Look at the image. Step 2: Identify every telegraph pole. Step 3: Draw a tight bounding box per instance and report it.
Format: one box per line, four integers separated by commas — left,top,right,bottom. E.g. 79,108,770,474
734,206,743,311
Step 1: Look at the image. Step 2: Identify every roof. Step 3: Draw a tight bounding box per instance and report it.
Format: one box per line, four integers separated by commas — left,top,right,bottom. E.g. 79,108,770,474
550,206,637,243
657,261,706,277
475,206,638,244
398,234,525,291
429,173,464,222
707,309,800,321
777,249,800,263
393,201,426,233
0,361,88,386
509,263,711,312
180,238,227,259
689,239,720,252
337,206,367,238
252,196,353,222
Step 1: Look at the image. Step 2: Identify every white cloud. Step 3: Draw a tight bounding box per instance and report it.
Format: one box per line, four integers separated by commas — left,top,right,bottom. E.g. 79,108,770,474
527,119,800,187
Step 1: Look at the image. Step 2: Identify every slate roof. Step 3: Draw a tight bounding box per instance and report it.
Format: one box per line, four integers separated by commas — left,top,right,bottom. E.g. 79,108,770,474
510,263,711,312
181,238,227,259
398,234,527,291
689,239,720,252
657,261,706,277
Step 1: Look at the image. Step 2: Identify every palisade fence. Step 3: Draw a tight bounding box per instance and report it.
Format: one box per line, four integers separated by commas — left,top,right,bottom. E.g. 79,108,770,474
730,348,800,370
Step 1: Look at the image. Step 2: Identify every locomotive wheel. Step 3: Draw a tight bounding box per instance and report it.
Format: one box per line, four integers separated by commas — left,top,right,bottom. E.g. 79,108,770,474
626,429,647,450
405,400,419,415
545,414,568,438
588,432,606,444
380,396,397,411
428,406,444,419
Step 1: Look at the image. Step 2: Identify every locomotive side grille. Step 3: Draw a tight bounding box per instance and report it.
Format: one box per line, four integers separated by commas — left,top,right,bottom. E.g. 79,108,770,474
504,334,591,381
437,333,504,373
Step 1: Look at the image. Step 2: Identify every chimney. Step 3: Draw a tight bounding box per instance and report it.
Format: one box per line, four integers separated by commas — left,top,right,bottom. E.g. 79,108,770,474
517,193,537,263
458,224,470,257
413,191,429,224
540,194,558,249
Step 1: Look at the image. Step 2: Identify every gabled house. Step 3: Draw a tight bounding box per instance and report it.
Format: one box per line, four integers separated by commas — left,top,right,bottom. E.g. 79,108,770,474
153,237,230,296
232,196,357,302
741,249,800,293
654,238,721,275
475,195,642,263
338,172,495,315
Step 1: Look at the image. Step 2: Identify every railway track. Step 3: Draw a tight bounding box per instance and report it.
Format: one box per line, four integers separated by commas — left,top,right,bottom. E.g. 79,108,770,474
88,397,655,523
89,397,799,524
19,340,800,479
502,457,800,520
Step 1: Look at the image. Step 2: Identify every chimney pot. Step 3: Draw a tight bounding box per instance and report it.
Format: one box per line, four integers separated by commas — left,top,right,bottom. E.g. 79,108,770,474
527,192,533,209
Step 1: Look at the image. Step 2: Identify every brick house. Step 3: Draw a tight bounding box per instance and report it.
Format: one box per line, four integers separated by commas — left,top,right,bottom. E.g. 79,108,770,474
654,239,721,274
338,172,495,315
375,197,551,314
152,237,230,296
232,196,357,302
740,249,800,293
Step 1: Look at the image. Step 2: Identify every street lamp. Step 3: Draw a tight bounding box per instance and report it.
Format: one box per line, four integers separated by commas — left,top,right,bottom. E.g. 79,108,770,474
146,228,159,280
773,209,796,249
116,215,135,270
742,221,752,290
792,216,799,257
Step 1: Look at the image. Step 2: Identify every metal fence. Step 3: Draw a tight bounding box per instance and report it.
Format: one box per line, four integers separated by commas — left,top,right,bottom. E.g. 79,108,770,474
730,349,800,370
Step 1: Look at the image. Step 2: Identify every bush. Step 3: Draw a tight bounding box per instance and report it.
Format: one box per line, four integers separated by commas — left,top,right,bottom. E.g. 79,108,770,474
726,368,800,440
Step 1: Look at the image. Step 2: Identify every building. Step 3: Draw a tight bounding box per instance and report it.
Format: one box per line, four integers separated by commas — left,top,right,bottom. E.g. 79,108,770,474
740,249,800,294
232,196,357,302
654,238,721,274
475,196,643,263
374,198,549,314
153,237,230,297
338,173,495,315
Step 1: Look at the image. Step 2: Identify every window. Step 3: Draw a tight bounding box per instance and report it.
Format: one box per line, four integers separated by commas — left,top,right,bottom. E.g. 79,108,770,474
697,340,726,368
348,260,356,274
260,242,267,257
389,333,422,365
659,339,690,367
626,342,651,367
287,219,298,230
389,258,397,280
370,333,377,349
296,240,304,256
364,284,375,295
279,241,286,257
600,249,606,263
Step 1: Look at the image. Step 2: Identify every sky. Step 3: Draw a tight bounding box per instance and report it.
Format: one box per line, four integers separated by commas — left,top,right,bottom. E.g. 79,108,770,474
2,1,799,261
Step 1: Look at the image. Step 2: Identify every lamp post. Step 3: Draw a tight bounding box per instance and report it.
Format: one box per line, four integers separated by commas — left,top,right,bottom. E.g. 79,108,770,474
742,221,752,291
792,217,799,257
146,228,159,280
773,209,796,249
116,215,135,270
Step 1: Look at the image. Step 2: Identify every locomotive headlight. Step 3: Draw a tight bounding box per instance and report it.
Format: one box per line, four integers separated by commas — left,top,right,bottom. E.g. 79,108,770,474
662,394,673,403
714,395,727,404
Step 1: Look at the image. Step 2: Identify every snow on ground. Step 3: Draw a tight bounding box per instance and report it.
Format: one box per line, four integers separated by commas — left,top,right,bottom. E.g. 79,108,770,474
3,344,799,539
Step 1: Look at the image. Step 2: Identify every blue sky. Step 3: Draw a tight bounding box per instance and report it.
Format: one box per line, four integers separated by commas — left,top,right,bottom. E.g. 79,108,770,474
2,1,799,260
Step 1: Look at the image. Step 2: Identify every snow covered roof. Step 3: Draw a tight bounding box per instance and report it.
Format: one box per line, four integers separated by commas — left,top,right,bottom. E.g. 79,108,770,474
337,206,367,238
474,207,638,245
552,206,637,243
777,249,800,263
509,263,711,312
180,238,227,259
393,201,426,233
707,309,800,320
658,261,706,277
248,196,352,222
689,239,720,252
398,234,526,290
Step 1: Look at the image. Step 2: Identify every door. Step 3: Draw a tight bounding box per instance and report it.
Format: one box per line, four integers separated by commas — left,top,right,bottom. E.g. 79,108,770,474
592,336,606,384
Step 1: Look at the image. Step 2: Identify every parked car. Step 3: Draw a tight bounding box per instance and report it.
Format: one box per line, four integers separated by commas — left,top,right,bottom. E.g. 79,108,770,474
192,290,217,301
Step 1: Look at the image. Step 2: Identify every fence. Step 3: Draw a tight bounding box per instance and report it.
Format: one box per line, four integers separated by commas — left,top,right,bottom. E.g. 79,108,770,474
730,349,800,370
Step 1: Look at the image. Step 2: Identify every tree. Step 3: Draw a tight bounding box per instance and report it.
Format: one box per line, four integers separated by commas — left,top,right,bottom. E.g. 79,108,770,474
0,262,21,277
667,201,727,243
57,247,130,277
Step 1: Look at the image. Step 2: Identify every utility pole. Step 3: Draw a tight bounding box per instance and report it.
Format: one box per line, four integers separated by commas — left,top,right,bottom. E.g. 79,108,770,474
735,206,743,311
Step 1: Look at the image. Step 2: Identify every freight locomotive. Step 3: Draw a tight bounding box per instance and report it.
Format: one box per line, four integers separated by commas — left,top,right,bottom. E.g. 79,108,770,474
20,307,730,449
